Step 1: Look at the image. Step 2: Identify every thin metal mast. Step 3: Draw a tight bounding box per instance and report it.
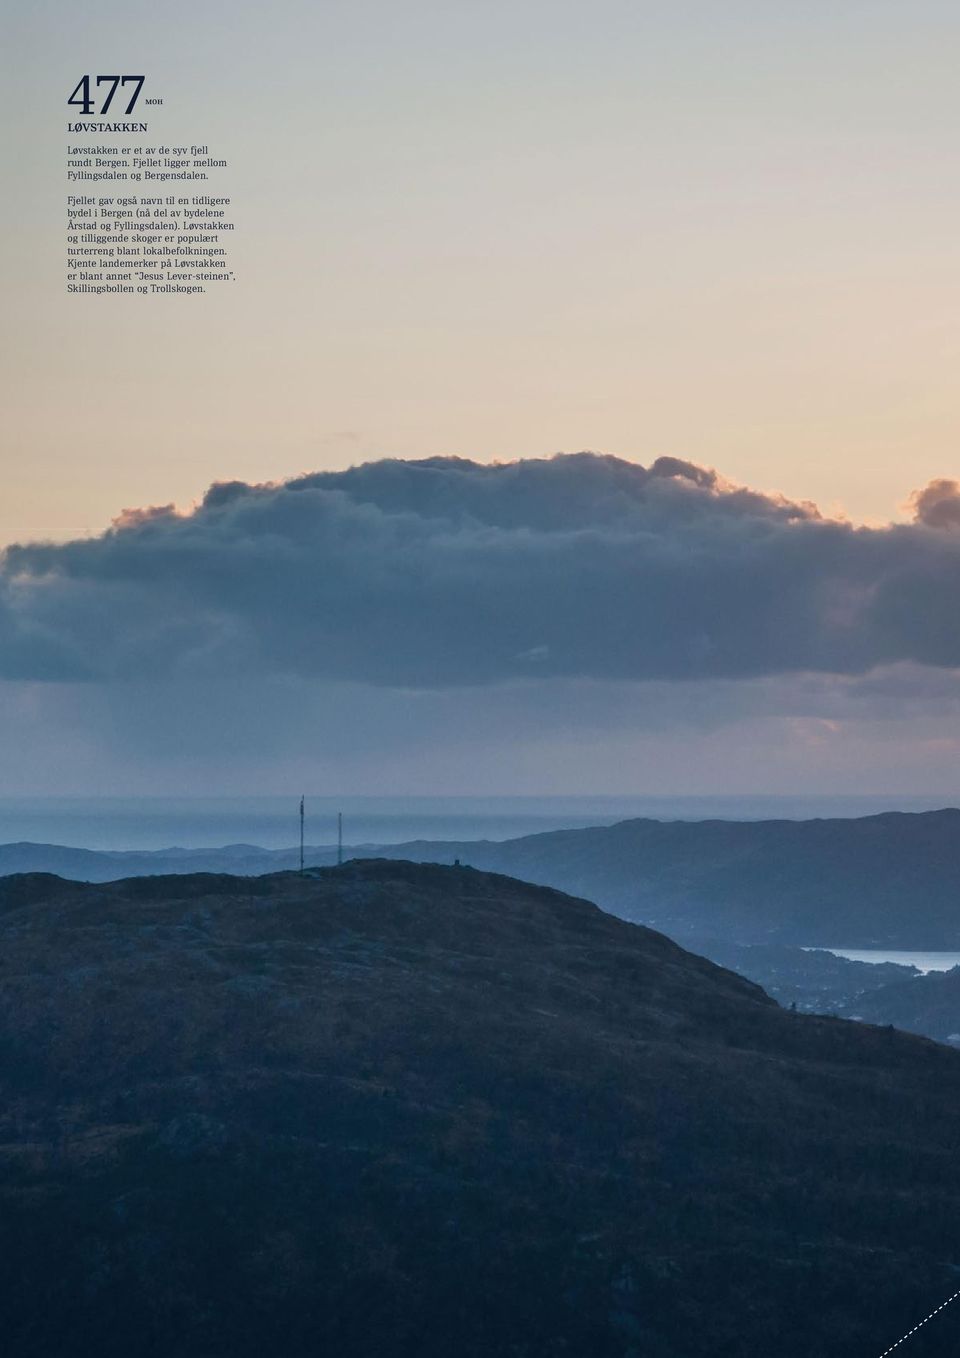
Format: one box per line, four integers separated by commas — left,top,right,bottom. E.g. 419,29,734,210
299,796,305,875
337,811,343,866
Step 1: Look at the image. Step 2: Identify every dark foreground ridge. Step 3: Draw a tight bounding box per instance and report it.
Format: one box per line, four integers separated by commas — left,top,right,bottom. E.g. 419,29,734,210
0,860,959,1356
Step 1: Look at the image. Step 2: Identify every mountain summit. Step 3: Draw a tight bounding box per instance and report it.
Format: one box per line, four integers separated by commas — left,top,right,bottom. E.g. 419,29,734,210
0,860,958,1356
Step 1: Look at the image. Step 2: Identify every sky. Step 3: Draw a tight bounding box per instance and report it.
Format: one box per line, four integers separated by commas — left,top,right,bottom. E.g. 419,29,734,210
2,2,960,799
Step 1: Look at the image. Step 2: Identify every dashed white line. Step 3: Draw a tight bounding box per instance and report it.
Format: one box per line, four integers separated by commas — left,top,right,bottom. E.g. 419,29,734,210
877,1286,960,1356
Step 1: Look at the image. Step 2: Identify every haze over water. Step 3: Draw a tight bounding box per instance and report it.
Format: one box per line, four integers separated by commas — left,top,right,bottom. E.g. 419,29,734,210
0,794,955,853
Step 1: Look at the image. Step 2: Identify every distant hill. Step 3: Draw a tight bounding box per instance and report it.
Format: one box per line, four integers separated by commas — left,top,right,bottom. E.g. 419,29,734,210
5,808,960,945
0,860,960,1356
686,937,920,1015
0,840,311,881
361,808,960,947
840,965,960,1043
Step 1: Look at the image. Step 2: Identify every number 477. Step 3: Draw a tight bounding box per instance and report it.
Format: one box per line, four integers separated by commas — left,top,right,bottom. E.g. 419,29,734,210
68,76,145,116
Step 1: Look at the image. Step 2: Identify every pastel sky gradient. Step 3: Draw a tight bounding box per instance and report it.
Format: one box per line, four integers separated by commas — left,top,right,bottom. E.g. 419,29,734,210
5,0,960,546
3,2,960,800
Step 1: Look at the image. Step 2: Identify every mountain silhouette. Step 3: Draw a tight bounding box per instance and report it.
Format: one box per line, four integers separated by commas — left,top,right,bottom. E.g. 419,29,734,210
7,809,960,947
0,860,958,1356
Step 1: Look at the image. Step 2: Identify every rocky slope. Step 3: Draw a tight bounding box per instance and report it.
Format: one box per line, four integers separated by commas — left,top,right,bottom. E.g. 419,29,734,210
0,861,959,1356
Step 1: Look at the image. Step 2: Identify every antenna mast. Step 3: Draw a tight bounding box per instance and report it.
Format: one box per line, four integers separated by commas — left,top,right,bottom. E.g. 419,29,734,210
299,796,305,876
337,810,343,867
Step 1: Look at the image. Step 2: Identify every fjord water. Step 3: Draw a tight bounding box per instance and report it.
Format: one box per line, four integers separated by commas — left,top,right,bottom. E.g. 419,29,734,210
821,948,960,973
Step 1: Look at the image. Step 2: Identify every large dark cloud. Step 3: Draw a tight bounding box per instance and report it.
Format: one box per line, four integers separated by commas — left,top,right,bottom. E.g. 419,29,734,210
2,453,960,686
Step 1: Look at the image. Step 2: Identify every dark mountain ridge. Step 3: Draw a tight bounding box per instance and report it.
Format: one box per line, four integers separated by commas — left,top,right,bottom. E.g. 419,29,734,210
0,860,959,1356
5,808,960,946
374,809,960,947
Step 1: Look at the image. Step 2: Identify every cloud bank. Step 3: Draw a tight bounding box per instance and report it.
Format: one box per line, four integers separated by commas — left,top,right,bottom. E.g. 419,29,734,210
3,453,960,686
